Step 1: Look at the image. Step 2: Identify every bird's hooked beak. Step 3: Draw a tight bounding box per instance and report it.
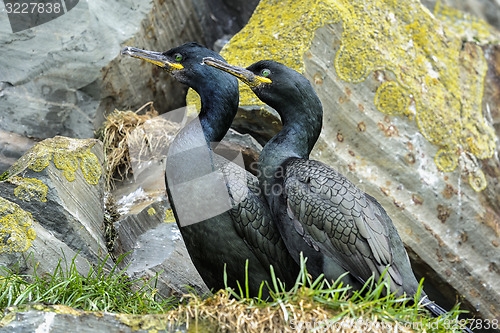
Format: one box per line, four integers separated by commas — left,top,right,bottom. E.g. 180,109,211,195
121,47,184,71
202,57,271,87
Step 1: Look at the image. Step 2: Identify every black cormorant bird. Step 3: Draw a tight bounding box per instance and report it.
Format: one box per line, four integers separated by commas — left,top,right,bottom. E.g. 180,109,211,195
203,57,462,319
121,43,299,297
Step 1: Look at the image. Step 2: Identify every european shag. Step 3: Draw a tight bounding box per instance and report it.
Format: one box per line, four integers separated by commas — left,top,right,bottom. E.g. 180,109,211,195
121,43,299,297
203,57,462,319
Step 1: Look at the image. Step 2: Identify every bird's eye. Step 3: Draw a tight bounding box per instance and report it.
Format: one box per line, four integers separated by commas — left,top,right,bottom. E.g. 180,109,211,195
174,53,183,62
261,69,271,77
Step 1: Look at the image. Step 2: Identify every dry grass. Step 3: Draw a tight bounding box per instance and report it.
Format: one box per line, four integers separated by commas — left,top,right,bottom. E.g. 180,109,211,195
160,258,469,332
99,102,180,189
1,254,469,332
165,289,416,333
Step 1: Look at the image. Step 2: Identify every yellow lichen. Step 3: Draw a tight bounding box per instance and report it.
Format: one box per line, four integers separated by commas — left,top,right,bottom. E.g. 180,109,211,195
10,176,48,203
187,0,335,107
29,152,52,172
52,304,83,316
53,152,79,182
374,82,409,115
0,197,36,253
6,136,102,186
185,91,201,116
80,149,101,185
164,209,175,223
117,313,170,331
0,312,16,327
433,1,500,43
328,1,495,184
26,228,36,240
435,149,457,173
468,169,488,192
147,207,156,216
210,0,496,191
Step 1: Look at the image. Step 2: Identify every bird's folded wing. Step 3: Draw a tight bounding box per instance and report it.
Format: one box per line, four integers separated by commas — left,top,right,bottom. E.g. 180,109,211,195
217,158,295,279
284,158,402,286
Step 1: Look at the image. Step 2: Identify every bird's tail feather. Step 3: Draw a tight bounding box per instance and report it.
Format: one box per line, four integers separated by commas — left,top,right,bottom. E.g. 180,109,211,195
424,301,447,317
424,302,473,333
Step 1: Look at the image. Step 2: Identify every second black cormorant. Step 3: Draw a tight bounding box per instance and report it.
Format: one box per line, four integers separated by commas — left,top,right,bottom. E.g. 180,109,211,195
203,57,460,319
121,43,298,297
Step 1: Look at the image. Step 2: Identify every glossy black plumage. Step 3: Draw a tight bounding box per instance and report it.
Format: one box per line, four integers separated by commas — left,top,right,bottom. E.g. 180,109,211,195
121,43,298,297
203,57,467,321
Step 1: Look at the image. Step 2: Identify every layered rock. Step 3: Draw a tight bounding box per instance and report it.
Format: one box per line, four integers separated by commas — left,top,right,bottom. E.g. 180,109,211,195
109,114,265,298
206,0,500,321
0,304,184,333
1,0,499,329
0,136,107,275
112,198,209,298
0,0,259,174
422,0,500,29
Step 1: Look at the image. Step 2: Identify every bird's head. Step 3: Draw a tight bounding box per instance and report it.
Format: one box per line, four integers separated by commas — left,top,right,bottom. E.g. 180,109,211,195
203,58,322,124
122,43,240,142
122,42,236,92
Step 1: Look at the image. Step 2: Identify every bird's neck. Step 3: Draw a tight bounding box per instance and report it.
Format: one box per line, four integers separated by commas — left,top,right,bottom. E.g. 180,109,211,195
197,88,238,144
166,86,237,184
258,111,321,200
166,85,237,166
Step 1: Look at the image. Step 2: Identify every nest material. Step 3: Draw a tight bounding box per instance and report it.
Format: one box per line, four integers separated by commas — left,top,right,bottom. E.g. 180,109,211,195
164,290,413,333
99,102,180,189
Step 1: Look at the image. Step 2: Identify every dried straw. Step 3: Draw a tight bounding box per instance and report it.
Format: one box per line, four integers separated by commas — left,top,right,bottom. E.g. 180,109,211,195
100,102,180,189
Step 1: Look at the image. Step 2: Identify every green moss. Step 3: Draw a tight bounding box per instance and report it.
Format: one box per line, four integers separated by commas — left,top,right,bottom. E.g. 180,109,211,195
203,0,496,191
0,171,9,182
0,197,36,253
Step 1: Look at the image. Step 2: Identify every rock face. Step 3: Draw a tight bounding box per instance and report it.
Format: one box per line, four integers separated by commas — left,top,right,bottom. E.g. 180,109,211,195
109,113,265,298
0,131,37,175
0,1,152,140
422,0,500,29
0,0,259,174
0,136,210,301
112,198,209,298
1,0,500,330
0,136,107,276
0,304,185,333
213,0,500,322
